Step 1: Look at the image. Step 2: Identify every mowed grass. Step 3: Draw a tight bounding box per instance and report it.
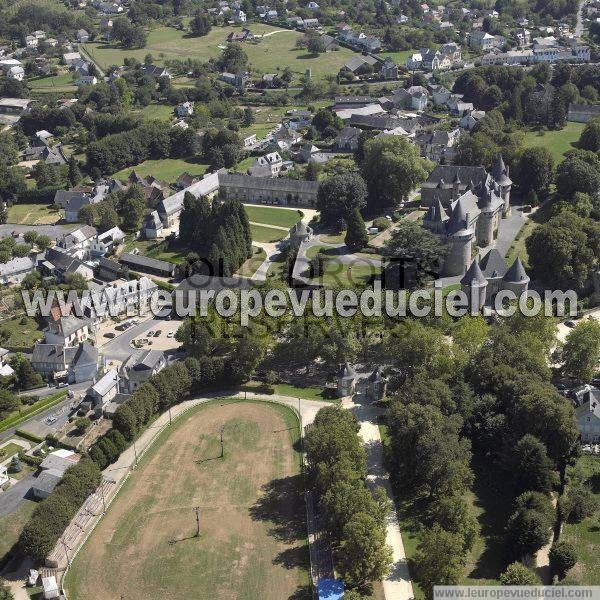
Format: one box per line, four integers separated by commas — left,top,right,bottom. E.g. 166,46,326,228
64,400,310,600
0,315,44,350
521,122,585,164
244,205,303,228
6,203,62,225
112,157,209,183
561,455,600,584
237,245,267,277
28,73,76,90
250,223,288,243
0,500,36,564
82,24,358,82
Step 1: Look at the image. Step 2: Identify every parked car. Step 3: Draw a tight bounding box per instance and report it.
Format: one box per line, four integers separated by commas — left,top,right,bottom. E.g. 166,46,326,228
46,416,57,424
154,330,161,337
147,331,154,337
565,320,576,328
104,332,116,339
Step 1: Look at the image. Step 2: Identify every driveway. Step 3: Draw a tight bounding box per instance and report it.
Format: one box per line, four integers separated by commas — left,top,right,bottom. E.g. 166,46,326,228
0,474,35,518
100,317,163,362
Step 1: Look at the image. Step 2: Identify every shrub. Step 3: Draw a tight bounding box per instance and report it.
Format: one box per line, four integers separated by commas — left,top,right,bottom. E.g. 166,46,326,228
372,217,391,230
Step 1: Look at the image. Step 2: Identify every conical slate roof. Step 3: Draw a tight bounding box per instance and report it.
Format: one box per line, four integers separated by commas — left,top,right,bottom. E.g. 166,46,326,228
503,257,529,283
338,362,356,379
479,249,507,278
446,198,469,234
425,199,449,222
492,155,512,185
461,259,487,286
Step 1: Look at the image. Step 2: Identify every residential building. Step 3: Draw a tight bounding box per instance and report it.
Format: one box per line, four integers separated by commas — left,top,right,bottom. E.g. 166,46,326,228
176,101,194,117
31,449,80,499
248,152,284,177
89,227,125,256
571,385,600,443
380,58,399,79
119,350,167,393
218,71,250,90
44,315,90,347
31,342,98,382
0,348,14,378
142,210,164,239
469,30,505,50
76,29,90,42
0,256,36,285
62,52,81,66
140,64,171,78
233,9,246,22
40,247,95,282
83,369,119,414
119,252,176,278
334,126,361,152
75,75,97,87
57,225,98,254
414,128,461,162
568,103,600,123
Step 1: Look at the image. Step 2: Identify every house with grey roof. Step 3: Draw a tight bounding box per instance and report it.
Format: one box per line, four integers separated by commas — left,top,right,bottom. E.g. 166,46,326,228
334,126,361,152
0,255,36,285
571,385,600,443
31,449,80,499
57,225,98,254
142,210,164,239
119,350,166,393
41,247,95,282
44,315,91,347
31,341,98,382
119,252,175,278
84,369,119,414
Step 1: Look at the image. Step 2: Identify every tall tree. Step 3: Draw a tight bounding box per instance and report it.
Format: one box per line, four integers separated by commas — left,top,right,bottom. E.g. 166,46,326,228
561,319,600,383
345,208,369,251
316,173,367,227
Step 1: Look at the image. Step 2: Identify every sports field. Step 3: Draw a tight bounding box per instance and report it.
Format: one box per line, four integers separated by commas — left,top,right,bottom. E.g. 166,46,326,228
65,400,310,600
82,24,357,83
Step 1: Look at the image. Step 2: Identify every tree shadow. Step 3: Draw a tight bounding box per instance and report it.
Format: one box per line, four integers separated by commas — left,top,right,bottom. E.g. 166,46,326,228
249,475,307,544
287,585,313,600
274,544,310,571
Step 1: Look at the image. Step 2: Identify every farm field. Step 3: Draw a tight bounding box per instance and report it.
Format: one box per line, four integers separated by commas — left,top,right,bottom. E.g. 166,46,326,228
250,223,288,242
112,158,210,183
244,205,303,228
6,203,62,225
521,122,585,163
82,24,358,83
64,400,310,600
560,455,600,584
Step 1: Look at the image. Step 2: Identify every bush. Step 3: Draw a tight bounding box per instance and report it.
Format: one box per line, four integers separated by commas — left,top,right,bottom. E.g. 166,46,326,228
561,486,598,523
372,217,391,230
549,540,577,579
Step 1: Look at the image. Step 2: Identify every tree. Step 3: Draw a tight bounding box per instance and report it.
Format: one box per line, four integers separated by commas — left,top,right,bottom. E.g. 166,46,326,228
384,221,446,288
506,507,552,560
361,136,430,211
306,33,326,54
549,541,577,580
113,403,137,440
218,43,248,73
9,354,43,390
0,203,6,225
345,208,369,251
507,434,555,495
74,417,91,434
190,11,211,36
414,525,466,599
112,17,147,48
556,156,600,200
338,513,392,588
561,319,600,383
0,581,13,600
316,173,367,226
67,156,81,187
119,185,146,231
579,118,600,152
0,389,19,418
312,109,343,134
499,562,542,585
514,147,554,197
561,485,598,523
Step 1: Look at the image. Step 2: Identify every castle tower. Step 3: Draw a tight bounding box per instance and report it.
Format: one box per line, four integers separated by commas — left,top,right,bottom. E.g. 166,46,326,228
452,173,461,200
502,257,529,297
460,258,488,312
477,186,496,247
423,196,449,235
444,198,474,276
492,155,512,216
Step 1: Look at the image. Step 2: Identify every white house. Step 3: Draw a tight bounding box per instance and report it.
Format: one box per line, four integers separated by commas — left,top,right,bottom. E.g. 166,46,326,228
44,316,91,348
76,29,90,43
0,256,36,285
8,66,25,81
63,52,81,66
0,348,14,378
89,226,125,256
573,385,600,443
233,9,246,22
176,101,194,117
76,75,97,87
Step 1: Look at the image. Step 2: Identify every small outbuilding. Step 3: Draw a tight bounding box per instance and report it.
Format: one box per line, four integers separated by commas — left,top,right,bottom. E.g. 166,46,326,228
42,575,59,599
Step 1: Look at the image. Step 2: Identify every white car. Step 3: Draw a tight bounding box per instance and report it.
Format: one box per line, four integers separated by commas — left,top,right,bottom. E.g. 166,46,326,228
167,331,175,338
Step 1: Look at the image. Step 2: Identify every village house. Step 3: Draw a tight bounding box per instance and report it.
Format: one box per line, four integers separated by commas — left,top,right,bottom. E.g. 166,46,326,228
0,256,36,285
119,350,167,394
176,101,194,117
248,151,284,177
571,385,600,443
31,341,99,383
0,348,14,378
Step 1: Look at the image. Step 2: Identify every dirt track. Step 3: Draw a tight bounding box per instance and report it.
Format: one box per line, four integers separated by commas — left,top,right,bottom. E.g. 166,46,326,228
65,401,309,600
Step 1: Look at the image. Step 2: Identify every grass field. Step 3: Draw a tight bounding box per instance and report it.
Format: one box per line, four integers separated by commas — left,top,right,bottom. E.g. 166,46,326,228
237,246,267,277
112,158,209,183
244,205,302,228
65,400,310,600
28,73,76,91
6,203,62,225
250,223,288,243
135,103,176,122
0,442,22,460
522,122,585,164
561,455,600,584
82,24,358,83
0,500,36,564
0,315,44,350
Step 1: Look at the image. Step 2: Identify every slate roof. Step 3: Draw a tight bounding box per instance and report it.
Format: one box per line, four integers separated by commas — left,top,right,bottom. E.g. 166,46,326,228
426,165,488,188
503,257,529,283
461,259,487,286
219,172,319,194
119,252,175,275
479,249,507,278
338,362,356,379
90,369,118,397
425,199,449,222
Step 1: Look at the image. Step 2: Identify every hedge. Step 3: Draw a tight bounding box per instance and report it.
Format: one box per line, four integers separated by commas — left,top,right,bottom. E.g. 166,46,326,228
14,429,44,443
0,391,67,434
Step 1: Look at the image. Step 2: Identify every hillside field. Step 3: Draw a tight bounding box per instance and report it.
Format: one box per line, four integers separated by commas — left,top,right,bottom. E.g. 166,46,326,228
64,400,310,600
82,24,358,83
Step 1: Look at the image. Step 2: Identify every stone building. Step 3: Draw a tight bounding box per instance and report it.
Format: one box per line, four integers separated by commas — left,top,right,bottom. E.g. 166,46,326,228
365,367,387,402
337,363,356,397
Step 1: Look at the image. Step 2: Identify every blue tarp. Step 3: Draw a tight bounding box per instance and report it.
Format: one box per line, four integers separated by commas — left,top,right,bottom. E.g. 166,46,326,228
318,578,345,600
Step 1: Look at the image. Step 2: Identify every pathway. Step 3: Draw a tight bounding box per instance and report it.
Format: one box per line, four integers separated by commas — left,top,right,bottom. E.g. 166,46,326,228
343,390,413,600
247,240,281,282
575,0,585,37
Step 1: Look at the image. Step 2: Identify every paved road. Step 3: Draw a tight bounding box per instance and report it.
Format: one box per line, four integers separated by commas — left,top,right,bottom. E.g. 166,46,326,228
0,223,75,241
576,0,585,36
0,474,35,518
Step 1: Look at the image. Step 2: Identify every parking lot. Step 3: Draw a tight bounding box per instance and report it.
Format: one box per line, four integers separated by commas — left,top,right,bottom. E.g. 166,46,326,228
130,321,181,352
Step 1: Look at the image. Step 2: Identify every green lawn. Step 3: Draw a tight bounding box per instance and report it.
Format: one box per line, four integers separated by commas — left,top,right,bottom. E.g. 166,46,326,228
237,246,267,277
380,49,417,66
28,73,76,90
6,203,62,225
244,205,302,228
240,380,337,402
135,103,176,122
0,442,22,461
126,238,188,264
312,260,380,288
250,223,288,243
82,24,359,83
521,122,585,164
112,157,209,183
0,500,36,564
0,315,44,351
232,156,255,173
561,455,600,584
